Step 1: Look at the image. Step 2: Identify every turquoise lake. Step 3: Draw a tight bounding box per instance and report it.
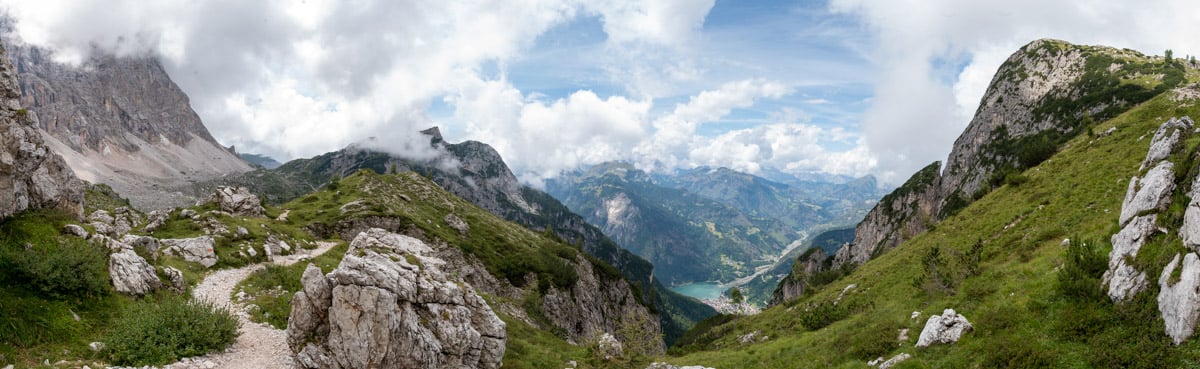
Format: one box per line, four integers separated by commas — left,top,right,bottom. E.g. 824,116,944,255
669,282,726,300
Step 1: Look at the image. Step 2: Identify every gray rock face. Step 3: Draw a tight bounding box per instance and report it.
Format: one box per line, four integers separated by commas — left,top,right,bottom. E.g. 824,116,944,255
287,228,505,369
1104,118,1192,302
938,39,1088,205
836,162,941,267
1142,117,1193,170
161,236,218,268
0,42,83,220
540,254,664,353
120,234,159,255
771,248,827,305
263,234,291,258
7,41,252,210
206,186,265,217
1104,215,1156,302
915,309,973,347
162,266,186,294
62,224,88,238
1119,162,1177,226
1157,253,1200,344
108,248,162,295
142,209,169,233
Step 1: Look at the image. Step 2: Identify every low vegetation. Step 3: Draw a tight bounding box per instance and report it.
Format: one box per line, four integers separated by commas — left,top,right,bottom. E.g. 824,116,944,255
104,294,239,366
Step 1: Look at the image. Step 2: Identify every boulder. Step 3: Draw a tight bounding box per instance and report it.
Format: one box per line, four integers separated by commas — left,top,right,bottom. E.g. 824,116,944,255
597,333,624,361
206,186,265,217
108,249,162,295
287,228,505,369
1158,252,1200,344
444,213,470,236
1104,215,1158,301
162,266,186,293
142,209,169,233
1119,161,1176,227
120,234,160,255
62,224,88,238
1141,117,1193,170
915,309,972,347
161,236,218,268
264,234,291,257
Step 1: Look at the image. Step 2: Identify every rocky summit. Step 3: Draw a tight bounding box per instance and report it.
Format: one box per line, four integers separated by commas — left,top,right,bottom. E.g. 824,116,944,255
6,40,251,210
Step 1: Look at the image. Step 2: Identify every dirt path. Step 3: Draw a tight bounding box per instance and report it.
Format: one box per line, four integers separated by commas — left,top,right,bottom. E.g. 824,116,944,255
160,241,339,369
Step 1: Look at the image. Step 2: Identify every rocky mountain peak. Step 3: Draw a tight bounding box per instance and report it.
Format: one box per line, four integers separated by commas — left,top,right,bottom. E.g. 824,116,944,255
4,40,251,209
827,39,1193,272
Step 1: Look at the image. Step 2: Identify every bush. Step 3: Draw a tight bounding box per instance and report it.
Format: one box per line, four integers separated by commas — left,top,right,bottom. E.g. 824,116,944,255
0,211,111,299
1056,238,1108,302
797,300,858,330
104,295,239,366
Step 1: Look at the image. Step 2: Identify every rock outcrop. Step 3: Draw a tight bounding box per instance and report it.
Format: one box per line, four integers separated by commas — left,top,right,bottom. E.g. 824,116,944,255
915,309,973,347
287,229,506,369
6,40,252,210
108,248,163,296
0,41,83,220
161,236,218,268
836,162,941,266
1104,118,1192,302
869,353,912,369
1158,253,1200,344
205,186,265,217
771,248,828,304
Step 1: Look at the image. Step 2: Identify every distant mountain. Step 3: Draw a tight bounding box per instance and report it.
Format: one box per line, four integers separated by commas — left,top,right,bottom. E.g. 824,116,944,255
545,162,882,295
209,128,714,343
5,40,252,209
239,153,282,169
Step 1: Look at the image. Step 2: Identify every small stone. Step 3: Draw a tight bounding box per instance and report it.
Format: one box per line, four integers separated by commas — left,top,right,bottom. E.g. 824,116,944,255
63,224,88,238
911,311,921,320
89,341,105,352
237,226,249,238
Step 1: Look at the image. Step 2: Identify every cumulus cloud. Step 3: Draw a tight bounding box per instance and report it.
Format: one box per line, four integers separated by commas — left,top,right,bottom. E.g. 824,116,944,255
830,0,1200,183
2,0,879,186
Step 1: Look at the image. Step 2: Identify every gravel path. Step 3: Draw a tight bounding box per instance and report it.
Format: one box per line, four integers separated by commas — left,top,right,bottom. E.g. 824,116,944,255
154,241,339,369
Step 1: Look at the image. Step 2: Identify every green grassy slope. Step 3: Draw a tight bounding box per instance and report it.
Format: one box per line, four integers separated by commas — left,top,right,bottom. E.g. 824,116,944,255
665,90,1200,368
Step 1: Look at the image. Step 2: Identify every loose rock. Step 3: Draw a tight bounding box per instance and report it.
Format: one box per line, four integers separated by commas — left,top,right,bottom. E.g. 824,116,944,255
108,249,162,295
915,309,972,347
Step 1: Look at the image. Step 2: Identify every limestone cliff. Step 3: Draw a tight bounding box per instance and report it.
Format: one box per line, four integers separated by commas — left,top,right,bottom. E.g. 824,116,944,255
0,42,82,219
6,42,251,209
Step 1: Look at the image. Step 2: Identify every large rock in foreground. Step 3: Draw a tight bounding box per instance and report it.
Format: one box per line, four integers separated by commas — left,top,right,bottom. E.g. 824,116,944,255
287,228,505,369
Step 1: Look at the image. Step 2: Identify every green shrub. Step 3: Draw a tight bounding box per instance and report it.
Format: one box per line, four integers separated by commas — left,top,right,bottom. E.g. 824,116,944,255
104,295,239,366
1056,238,1108,302
0,211,111,299
797,300,858,330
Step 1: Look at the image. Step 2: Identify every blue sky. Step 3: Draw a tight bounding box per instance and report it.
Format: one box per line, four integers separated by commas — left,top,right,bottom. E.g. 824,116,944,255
6,0,1200,185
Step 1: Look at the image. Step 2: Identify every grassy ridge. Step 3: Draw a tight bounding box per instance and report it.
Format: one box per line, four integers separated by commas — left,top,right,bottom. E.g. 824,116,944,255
667,90,1200,367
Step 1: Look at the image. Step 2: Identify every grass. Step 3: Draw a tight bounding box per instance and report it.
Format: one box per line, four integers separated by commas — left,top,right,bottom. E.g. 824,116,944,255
238,241,348,329
667,82,1200,367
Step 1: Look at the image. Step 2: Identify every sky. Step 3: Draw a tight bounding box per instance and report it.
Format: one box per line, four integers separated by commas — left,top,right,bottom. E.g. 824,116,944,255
2,0,1200,187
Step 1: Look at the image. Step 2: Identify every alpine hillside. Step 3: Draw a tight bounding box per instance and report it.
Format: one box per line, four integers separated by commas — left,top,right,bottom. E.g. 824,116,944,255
655,39,1200,369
